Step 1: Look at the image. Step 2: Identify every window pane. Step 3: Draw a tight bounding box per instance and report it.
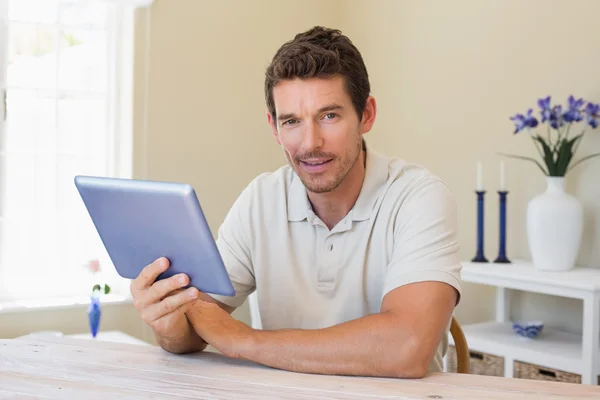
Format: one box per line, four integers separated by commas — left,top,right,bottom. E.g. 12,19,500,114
57,154,99,282
7,23,57,89
57,154,106,220
0,218,36,299
5,89,35,149
0,21,7,88
5,89,56,151
0,153,5,218
35,152,57,219
0,2,8,21
3,151,35,220
9,0,58,24
0,218,5,292
59,28,107,91
57,153,80,213
58,95,106,155
35,93,58,152
59,0,108,30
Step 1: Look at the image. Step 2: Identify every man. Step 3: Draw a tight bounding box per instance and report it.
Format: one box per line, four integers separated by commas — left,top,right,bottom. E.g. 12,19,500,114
130,26,462,379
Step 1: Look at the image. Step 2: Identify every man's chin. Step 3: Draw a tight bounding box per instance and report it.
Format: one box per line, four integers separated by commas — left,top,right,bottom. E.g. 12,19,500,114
300,176,339,194
290,164,339,193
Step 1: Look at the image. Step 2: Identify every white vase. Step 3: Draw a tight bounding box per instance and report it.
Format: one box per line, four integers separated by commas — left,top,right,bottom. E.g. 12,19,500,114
526,176,583,272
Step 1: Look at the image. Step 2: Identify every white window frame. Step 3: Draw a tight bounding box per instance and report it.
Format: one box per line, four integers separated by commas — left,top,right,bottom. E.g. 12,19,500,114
0,0,153,309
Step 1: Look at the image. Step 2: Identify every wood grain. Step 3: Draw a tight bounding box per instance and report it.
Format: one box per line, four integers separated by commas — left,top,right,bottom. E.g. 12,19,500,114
1,336,599,399
0,389,50,400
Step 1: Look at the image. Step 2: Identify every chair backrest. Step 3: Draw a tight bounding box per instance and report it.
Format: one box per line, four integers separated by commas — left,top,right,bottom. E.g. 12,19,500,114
450,316,470,373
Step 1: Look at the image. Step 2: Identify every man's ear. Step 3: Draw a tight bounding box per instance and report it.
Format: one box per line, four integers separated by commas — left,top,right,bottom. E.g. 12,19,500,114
360,96,377,135
266,109,281,145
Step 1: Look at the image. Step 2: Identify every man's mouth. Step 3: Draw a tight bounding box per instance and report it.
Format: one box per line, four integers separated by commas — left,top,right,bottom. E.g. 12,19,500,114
300,159,332,165
298,158,333,172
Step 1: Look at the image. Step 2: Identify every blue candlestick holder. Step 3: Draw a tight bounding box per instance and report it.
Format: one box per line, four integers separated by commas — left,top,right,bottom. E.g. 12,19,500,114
494,190,511,263
472,190,488,262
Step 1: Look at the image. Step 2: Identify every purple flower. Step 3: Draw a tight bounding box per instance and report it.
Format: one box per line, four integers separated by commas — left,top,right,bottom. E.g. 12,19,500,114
535,96,563,129
549,105,564,129
537,96,552,122
510,108,538,133
563,95,585,123
586,102,600,129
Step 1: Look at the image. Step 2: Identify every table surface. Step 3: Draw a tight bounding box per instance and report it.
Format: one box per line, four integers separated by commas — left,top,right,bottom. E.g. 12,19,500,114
2,335,600,399
65,330,151,346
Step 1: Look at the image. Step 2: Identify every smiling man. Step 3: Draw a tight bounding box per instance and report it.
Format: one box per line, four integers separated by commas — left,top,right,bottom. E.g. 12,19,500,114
130,26,462,379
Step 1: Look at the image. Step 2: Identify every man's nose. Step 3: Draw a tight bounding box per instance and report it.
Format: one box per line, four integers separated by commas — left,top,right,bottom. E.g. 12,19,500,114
301,122,324,152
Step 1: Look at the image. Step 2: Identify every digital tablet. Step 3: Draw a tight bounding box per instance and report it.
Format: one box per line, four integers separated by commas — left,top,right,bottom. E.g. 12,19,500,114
74,175,235,297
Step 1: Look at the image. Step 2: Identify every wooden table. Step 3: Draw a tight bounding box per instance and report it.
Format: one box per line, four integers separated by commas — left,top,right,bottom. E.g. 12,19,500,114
1,335,599,399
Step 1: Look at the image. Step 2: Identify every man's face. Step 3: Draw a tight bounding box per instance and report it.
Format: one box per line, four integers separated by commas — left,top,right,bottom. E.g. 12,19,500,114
267,76,373,194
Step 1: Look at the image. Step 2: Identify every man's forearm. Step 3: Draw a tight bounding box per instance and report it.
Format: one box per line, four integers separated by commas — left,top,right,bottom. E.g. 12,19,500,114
240,312,435,378
155,318,208,354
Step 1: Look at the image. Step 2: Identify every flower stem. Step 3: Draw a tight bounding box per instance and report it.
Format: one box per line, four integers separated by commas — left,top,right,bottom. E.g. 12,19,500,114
567,152,600,173
572,128,586,156
564,123,571,139
528,128,546,163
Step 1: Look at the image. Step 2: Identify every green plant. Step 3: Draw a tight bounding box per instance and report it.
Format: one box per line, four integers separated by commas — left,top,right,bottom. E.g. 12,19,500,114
86,259,111,297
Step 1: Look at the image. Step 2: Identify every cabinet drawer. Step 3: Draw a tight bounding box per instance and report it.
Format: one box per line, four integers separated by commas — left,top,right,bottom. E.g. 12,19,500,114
446,346,504,377
514,361,581,383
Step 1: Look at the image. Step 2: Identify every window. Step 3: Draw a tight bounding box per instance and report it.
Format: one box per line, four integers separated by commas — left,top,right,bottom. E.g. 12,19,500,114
0,0,141,304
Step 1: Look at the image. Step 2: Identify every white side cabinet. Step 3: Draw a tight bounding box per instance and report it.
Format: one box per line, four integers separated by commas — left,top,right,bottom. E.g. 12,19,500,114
452,260,600,385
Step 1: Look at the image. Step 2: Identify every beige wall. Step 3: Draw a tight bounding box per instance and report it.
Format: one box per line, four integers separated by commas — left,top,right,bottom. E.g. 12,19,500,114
335,0,600,332
130,0,600,335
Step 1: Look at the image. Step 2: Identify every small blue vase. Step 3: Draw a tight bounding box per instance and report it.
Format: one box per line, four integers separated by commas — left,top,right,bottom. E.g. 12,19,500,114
88,296,101,338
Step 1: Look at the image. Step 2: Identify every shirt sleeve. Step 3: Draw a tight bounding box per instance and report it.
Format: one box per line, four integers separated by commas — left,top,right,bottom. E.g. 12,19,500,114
382,176,463,304
208,183,256,309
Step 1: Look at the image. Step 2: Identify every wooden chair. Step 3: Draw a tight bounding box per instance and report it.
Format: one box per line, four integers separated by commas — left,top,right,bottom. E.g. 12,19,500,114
450,316,470,373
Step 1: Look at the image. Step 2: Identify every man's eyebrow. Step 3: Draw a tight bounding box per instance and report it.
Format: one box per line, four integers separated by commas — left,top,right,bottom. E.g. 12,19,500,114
317,103,343,113
277,112,296,122
277,103,344,122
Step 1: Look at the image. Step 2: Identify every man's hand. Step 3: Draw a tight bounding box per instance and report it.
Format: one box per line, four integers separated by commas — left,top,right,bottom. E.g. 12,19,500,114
186,298,254,359
130,257,206,353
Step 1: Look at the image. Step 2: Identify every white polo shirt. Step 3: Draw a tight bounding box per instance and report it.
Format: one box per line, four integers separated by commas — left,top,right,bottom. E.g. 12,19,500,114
209,144,462,372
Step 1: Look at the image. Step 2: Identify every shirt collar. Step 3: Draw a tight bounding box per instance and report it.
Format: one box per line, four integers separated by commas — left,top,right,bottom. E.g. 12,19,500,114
286,143,390,222
287,171,312,222
350,146,389,220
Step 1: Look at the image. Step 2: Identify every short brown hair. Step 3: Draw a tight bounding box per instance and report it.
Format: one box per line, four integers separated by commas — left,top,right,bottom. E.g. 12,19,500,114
264,26,370,122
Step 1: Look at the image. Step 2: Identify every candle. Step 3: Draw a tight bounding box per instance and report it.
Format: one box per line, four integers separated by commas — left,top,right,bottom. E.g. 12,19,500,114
477,161,483,191
500,160,506,191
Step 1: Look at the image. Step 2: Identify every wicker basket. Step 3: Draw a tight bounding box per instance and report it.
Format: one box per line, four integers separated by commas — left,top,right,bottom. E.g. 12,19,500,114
514,361,581,384
446,345,504,377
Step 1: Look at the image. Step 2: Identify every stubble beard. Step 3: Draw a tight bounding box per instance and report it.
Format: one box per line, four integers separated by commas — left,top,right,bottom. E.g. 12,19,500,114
284,134,363,194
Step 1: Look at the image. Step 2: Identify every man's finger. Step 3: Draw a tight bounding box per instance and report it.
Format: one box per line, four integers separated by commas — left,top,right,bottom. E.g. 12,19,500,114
131,257,169,293
143,287,200,322
145,273,190,305
172,297,200,318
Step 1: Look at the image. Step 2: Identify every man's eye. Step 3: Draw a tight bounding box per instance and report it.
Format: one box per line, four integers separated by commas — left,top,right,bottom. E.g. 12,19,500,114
324,113,337,120
283,119,298,126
